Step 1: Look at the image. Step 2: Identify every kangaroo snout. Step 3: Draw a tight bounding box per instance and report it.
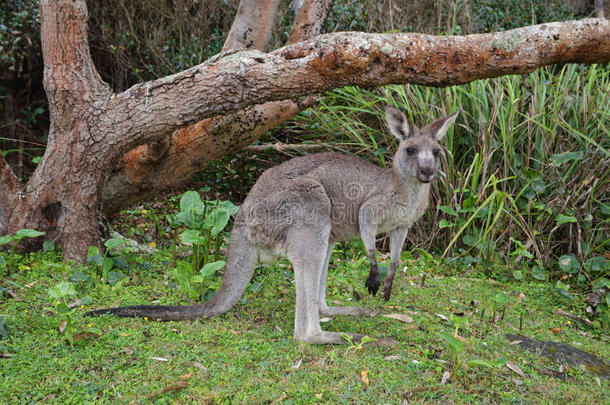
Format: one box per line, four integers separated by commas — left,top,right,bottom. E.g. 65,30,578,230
417,166,435,182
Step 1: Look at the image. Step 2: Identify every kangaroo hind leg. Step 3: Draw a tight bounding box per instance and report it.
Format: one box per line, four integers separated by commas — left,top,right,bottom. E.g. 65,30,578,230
318,243,377,317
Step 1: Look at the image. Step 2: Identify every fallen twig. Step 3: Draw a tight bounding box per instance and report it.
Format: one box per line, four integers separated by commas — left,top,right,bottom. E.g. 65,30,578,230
555,308,594,328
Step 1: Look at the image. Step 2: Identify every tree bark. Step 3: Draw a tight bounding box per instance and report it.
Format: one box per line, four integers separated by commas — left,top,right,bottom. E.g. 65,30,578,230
0,153,23,234
1,0,609,261
103,0,330,215
5,0,112,258
102,19,610,149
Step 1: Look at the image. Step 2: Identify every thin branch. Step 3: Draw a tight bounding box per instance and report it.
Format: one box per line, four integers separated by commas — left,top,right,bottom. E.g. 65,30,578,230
244,142,330,153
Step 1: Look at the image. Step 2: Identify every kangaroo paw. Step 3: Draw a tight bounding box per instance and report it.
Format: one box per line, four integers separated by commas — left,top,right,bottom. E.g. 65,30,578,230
365,274,380,295
383,287,392,302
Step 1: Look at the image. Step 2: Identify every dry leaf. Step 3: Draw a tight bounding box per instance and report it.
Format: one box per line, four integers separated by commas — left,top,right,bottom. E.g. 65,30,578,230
436,313,449,321
193,361,207,371
383,355,402,361
549,327,561,334
72,331,96,342
151,356,169,362
505,361,526,378
124,346,134,356
383,313,414,323
360,370,370,389
319,317,332,323
508,340,523,345
147,381,188,399
454,334,467,343
180,373,193,380
58,321,67,334
441,371,451,385
291,359,302,370
270,393,288,405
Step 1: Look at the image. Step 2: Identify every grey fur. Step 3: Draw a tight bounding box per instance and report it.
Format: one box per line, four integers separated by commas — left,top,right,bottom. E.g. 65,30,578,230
86,106,457,345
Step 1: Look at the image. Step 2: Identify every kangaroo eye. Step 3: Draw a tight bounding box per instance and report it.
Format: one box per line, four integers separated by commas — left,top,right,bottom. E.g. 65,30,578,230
433,149,440,157
406,147,417,156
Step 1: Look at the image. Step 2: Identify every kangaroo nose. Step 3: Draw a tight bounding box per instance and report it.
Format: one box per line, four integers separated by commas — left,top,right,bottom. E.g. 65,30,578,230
419,167,434,178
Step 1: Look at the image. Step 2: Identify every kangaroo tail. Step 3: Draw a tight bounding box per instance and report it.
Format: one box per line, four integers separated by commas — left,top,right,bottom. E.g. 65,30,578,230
85,227,258,321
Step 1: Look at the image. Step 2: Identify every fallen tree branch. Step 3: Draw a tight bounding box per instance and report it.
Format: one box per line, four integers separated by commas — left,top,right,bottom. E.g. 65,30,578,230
106,18,610,154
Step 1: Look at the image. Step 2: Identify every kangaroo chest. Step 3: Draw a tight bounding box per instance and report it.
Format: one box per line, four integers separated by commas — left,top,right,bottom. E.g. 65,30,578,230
377,189,430,234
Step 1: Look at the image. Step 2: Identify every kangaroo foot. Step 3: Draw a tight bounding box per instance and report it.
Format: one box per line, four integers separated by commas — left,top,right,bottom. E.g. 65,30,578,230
365,273,380,295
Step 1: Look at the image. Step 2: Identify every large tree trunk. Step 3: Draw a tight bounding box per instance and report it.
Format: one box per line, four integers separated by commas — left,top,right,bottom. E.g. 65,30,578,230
1,0,609,261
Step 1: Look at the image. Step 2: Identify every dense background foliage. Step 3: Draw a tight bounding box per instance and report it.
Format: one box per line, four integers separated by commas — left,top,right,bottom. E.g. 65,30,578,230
1,1,607,283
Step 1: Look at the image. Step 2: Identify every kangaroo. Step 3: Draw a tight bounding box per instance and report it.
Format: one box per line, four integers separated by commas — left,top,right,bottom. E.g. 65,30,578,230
86,106,457,345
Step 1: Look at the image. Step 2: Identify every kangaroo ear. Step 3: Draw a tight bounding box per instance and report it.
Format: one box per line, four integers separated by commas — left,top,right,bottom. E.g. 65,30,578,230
426,111,459,141
385,106,413,141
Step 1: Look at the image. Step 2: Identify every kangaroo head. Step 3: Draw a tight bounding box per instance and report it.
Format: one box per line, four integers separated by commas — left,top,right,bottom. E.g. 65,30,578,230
385,106,458,184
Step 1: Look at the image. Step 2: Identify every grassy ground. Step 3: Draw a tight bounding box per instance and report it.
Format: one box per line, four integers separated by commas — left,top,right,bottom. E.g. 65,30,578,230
1,246,608,404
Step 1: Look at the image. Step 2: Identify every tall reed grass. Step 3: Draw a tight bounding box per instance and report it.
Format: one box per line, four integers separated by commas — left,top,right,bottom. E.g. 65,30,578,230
290,64,609,285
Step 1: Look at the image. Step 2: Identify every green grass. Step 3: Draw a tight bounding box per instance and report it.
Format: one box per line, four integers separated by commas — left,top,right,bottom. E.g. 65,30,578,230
1,248,608,403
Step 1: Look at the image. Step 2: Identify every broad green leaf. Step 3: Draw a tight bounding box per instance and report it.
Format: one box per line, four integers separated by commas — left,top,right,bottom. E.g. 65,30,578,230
215,200,239,215
437,332,463,352
104,238,126,250
0,235,15,246
180,229,204,245
0,318,9,338
555,214,577,226
190,275,205,283
593,278,609,290
0,257,6,269
87,253,103,267
56,302,70,314
69,272,90,283
551,151,583,166
462,235,477,247
437,205,457,216
492,291,508,305
360,336,378,345
42,240,55,252
48,281,76,299
439,219,454,229
558,254,579,273
15,229,45,239
102,258,114,274
493,357,507,368
200,260,225,278
166,214,181,228
87,246,100,257
512,270,523,280
583,256,608,273
531,265,546,281
179,191,204,228
107,271,125,285
556,287,575,301
86,326,102,335
204,207,230,236
112,256,129,270
467,359,493,369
